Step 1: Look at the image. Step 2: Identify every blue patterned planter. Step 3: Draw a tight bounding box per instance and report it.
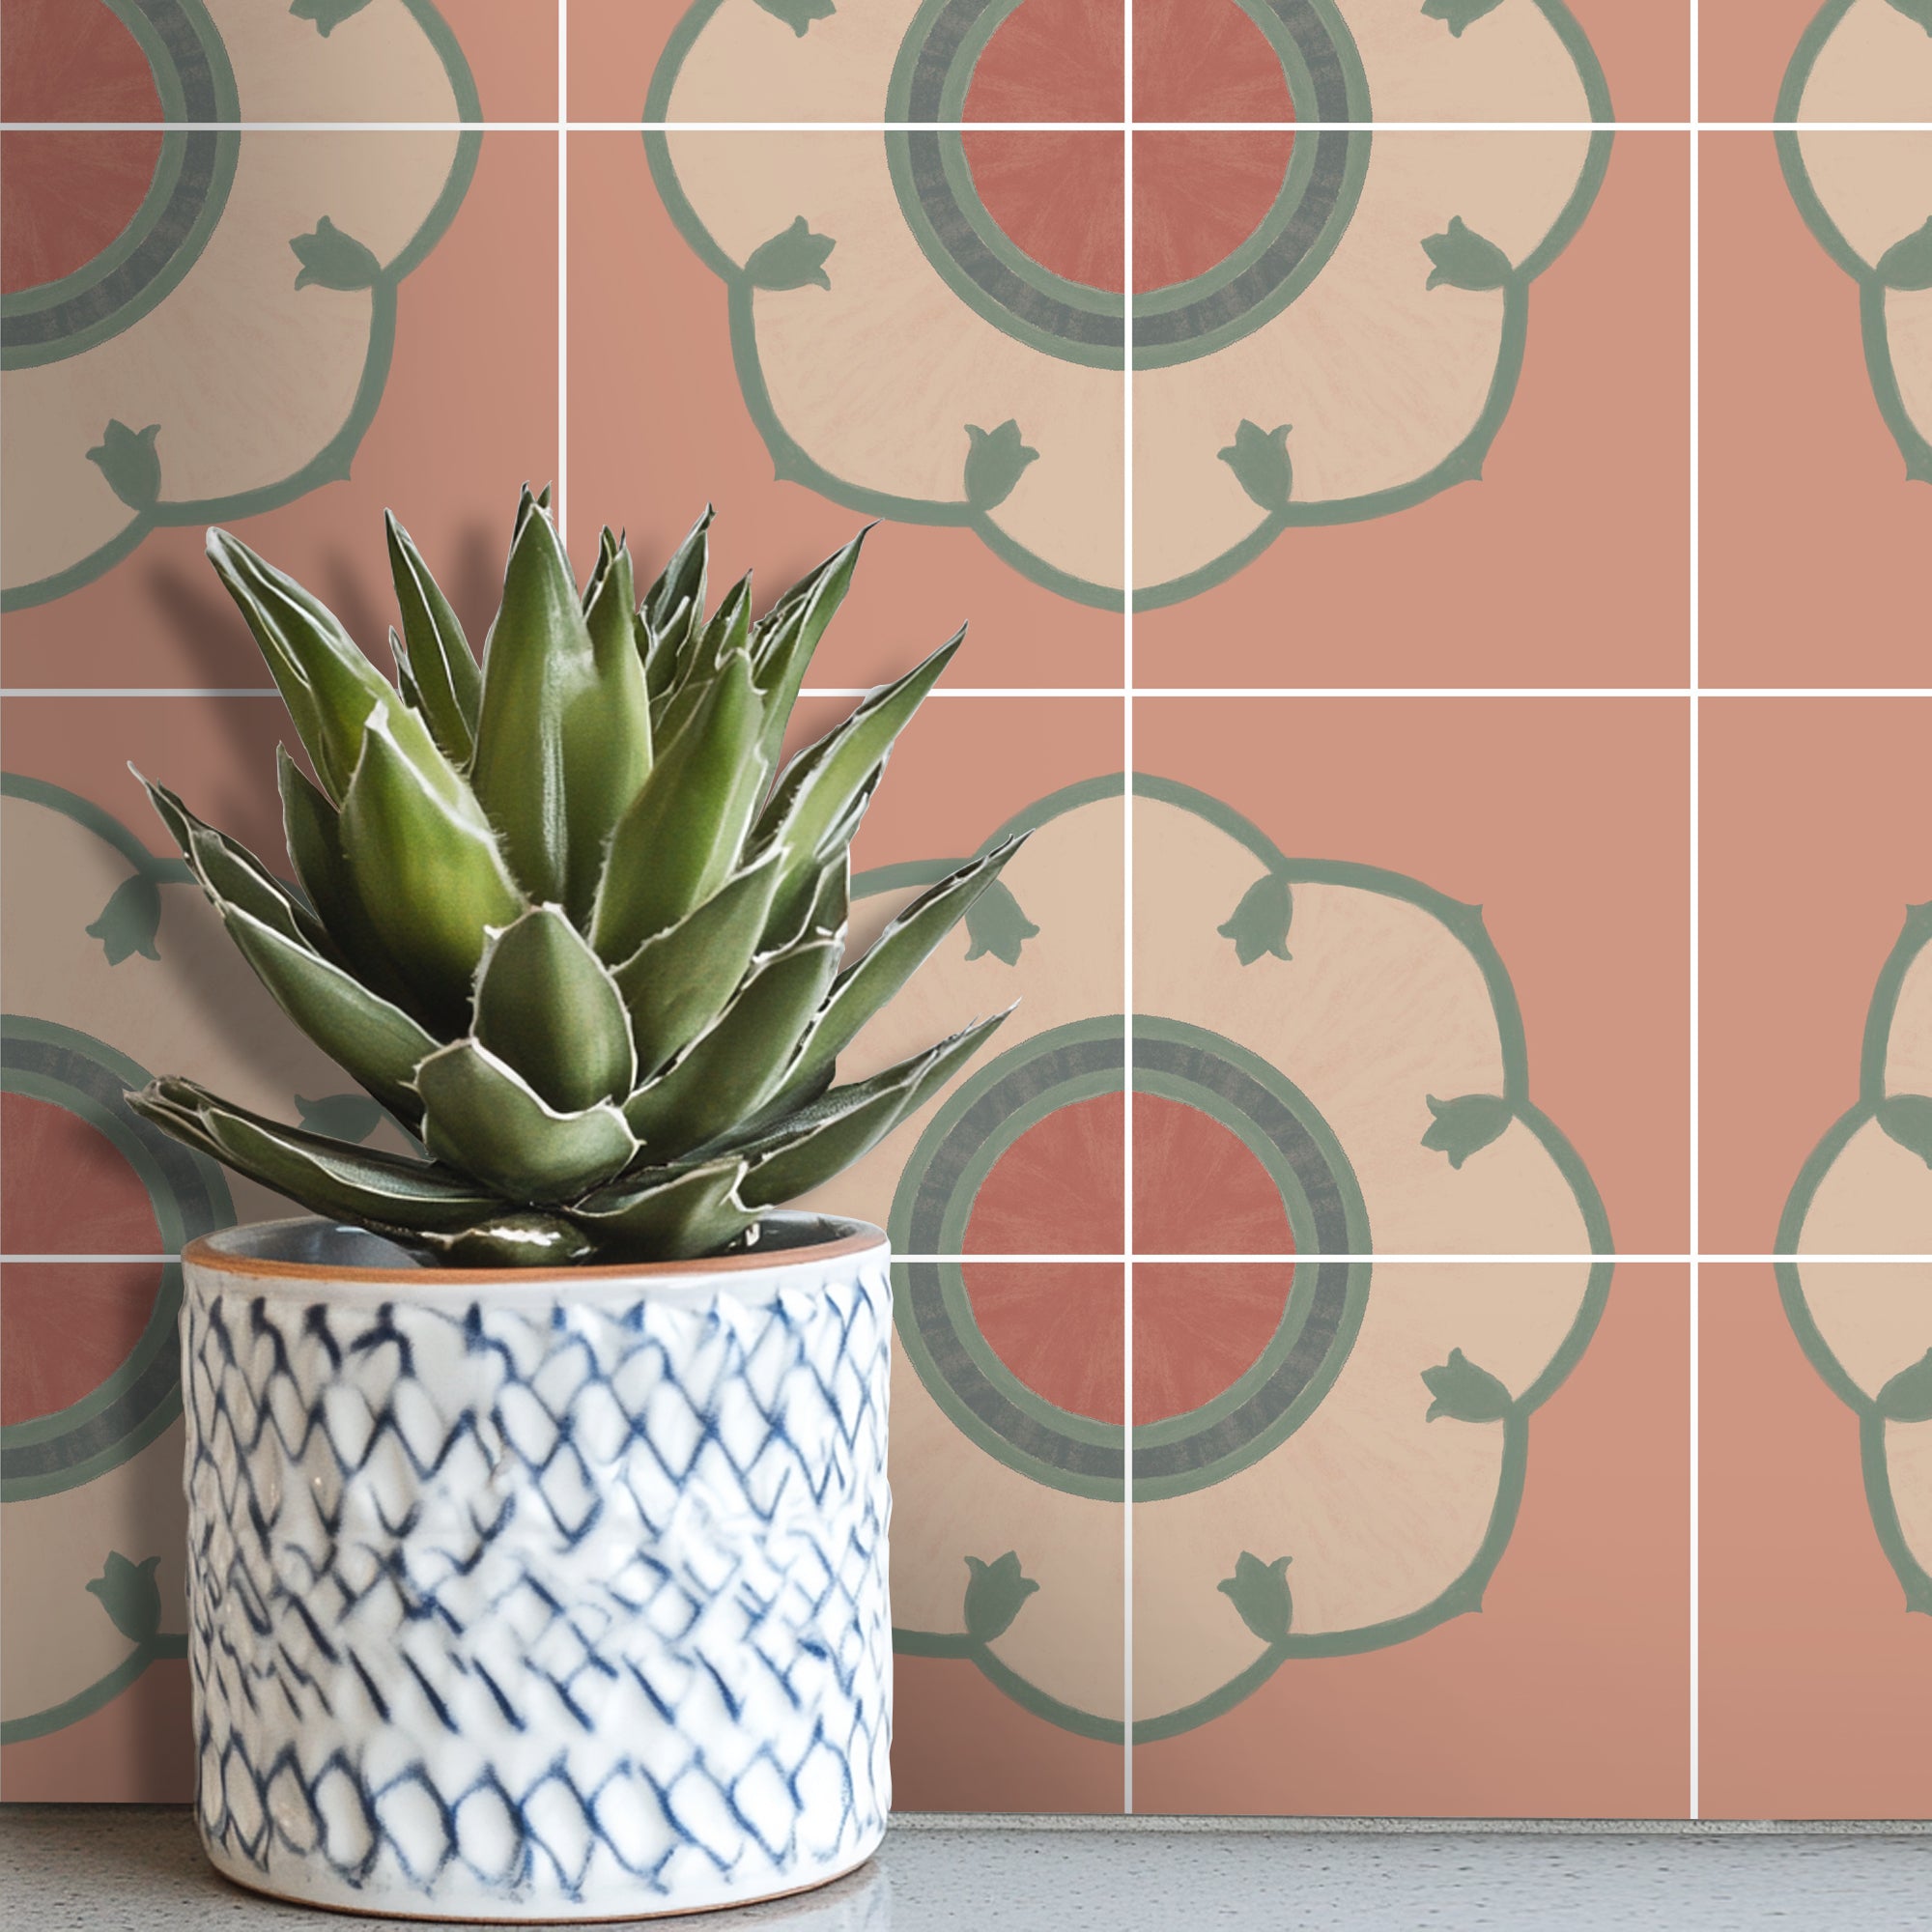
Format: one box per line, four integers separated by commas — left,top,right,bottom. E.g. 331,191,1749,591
180,1215,893,1920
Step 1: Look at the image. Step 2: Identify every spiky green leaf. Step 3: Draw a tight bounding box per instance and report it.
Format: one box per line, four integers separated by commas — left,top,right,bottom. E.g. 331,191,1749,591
570,1154,754,1260
413,1039,637,1203
590,650,770,963
782,838,1023,1098
205,527,418,803
415,1214,594,1266
652,573,753,750
128,1077,498,1232
215,904,440,1123
622,937,842,1158
611,848,786,1079
471,905,637,1111
385,511,481,767
338,710,525,1023
755,632,960,929
640,506,713,698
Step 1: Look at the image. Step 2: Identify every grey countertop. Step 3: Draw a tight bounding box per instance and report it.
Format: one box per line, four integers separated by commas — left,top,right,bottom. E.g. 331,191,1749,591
3,1809,1927,1931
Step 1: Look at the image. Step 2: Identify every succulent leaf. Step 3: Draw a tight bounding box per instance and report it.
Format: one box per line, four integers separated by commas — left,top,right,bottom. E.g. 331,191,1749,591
471,905,637,1111
782,837,1025,1099
571,1154,754,1260
755,632,962,931
469,500,652,910
640,507,713,699
653,575,754,750
384,512,481,766
338,710,525,1023
277,747,421,1015
417,1214,595,1266
206,527,423,803
749,529,867,767
214,905,440,1124
413,1039,638,1204
128,1077,497,1232
611,848,787,1079
622,936,842,1158
591,650,771,963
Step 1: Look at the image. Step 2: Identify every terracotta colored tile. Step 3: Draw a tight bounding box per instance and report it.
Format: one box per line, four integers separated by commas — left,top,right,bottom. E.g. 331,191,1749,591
1698,698,1932,1258
1132,131,1689,685
1133,697,1688,1259
1703,0,1932,127
588,0,1125,128
1699,1264,1932,1820
2,130,557,683
568,128,1126,690
890,1262,1126,1801
1700,132,1932,689
775,695,1125,1244
0,0,554,125
1131,1263,1690,1817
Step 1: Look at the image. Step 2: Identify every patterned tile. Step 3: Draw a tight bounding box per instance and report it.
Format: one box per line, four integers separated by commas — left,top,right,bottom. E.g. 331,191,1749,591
585,0,1126,128
1131,131,1689,683
1699,698,1932,1258
1699,1264,1932,1821
1701,133,1932,689
568,128,1127,688
0,0,556,125
1132,696,1688,1258
1,129,557,684
889,1261,1126,1806
1703,0,1932,127
1131,1263,1690,1818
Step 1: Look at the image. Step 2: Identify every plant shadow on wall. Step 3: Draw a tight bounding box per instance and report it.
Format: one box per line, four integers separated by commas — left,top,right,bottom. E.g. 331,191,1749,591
857,776,1615,1742
643,0,1614,611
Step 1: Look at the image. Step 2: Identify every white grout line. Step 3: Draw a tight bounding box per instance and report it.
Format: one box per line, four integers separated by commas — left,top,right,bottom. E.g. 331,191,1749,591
1121,67,1137,1819
1688,14,1704,1819
9,119,1931,133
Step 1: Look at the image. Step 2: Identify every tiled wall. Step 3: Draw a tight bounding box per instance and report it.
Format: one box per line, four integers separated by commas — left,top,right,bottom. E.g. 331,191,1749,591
1,0,1928,1821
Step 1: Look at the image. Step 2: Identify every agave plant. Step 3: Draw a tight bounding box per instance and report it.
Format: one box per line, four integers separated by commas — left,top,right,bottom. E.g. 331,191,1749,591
127,490,1019,1264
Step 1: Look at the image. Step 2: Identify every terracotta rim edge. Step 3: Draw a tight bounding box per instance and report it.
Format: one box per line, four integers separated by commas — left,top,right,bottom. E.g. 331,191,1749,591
181,1214,888,1288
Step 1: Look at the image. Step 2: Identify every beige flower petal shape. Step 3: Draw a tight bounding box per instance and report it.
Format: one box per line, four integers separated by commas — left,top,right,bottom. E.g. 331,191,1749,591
660,131,1125,597
1889,939,1932,1093
1796,1121,1932,1257
1787,1263,1932,1399
1890,1420,1932,1584
0,1427,185,1724
205,0,469,121
794,792,1123,1233
1134,1262,1592,1720
888,1336,1125,1722
3,130,464,596
1134,130,1592,593
1135,791,1590,1255
1794,0,1932,124
656,0,924,122
1792,131,1932,269
1337,0,1595,122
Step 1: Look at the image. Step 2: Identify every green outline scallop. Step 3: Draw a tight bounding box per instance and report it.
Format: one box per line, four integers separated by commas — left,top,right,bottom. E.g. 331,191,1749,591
1776,10,1932,488
0,0,482,613
1776,900,1932,1616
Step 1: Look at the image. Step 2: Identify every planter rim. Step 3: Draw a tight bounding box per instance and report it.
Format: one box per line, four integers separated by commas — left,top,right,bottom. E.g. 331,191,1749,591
182,1211,888,1293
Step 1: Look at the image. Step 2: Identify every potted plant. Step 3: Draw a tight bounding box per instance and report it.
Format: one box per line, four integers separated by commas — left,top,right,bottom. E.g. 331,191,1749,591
130,491,1018,1920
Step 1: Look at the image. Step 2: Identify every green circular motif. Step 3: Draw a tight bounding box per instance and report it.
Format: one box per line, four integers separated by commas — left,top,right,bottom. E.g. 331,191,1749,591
890,1012,1372,1503
882,0,1372,372
0,0,241,372
0,1015,234,1501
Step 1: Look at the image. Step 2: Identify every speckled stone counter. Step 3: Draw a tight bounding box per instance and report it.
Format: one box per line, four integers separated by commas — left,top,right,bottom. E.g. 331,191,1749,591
3,1808,1926,1930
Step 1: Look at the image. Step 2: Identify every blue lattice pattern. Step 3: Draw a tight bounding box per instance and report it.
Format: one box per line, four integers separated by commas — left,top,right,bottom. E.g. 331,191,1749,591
181,1253,893,1918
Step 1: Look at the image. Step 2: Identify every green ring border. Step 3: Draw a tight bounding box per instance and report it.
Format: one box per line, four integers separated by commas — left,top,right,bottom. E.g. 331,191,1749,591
0,0,483,613
1776,5,1932,488
871,771,1614,1738
1774,900,1932,1616
1,0,241,370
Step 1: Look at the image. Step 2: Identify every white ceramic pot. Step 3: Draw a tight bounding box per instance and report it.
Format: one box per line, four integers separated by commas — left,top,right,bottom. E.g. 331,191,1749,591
179,1214,893,1921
